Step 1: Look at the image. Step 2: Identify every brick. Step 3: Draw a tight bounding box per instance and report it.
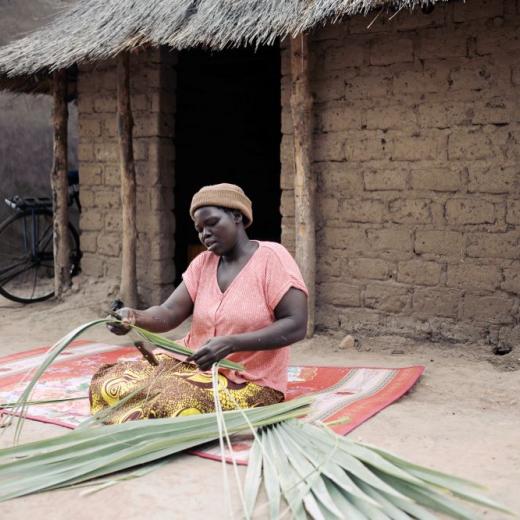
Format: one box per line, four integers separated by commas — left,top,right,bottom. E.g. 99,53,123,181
316,304,341,330
318,104,362,132
410,168,460,192
320,227,367,252
95,189,119,210
472,98,516,125
445,199,495,225
323,42,365,69
417,27,468,59
448,129,499,161
318,197,339,221
97,233,121,257
80,253,104,278
370,37,413,65
342,199,386,223
413,288,459,318
447,263,501,291
79,189,95,207
393,131,447,161
448,62,496,91
393,66,449,94
345,131,391,161
364,168,408,191
344,72,392,99
78,143,95,162
364,284,410,313
316,162,364,195
398,260,442,286
498,325,520,347
467,164,520,194
347,258,394,280
104,212,122,233
418,102,474,128
461,294,514,324
367,229,412,252
79,118,101,138
501,264,520,294
103,165,120,186
94,143,119,162
94,96,116,113
366,106,417,130
388,199,432,224
453,0,502,22
79,164,102,186
317,256,342,279
149,233,175,262
132,94,150,111
313,133,345,161
318,282,362,306
80,211,103,231
506,200,520,224
104,257,121,278
79,232,98,254
311,75,345,102
102,118,117,138
466,231,520,259
415,230,464,256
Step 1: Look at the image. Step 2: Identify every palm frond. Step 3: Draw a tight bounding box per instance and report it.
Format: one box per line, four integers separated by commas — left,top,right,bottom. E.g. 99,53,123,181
244,420,514,519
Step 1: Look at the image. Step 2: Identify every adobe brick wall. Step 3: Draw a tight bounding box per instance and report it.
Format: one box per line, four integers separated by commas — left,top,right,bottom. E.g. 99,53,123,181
281,0,520,345
77,47,176,305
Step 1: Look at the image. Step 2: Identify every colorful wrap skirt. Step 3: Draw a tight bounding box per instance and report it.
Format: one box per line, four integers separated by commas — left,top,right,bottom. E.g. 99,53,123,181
89,354,284,424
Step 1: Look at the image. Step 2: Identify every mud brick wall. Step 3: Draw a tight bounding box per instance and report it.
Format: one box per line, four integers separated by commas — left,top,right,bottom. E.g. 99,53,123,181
77,48,176,305
281,0,520,345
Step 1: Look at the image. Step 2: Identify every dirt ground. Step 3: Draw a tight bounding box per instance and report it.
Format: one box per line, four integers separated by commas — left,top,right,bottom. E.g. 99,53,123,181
0,280,518,519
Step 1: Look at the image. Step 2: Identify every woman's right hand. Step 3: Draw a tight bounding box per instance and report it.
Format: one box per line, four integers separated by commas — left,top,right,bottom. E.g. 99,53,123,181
106,307,137,335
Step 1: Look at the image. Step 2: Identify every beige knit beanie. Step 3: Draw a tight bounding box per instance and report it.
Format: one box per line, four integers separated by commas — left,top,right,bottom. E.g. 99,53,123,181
190,183,253,228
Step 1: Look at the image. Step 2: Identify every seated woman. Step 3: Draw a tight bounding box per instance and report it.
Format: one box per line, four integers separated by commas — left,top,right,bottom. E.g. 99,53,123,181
89,183,308,423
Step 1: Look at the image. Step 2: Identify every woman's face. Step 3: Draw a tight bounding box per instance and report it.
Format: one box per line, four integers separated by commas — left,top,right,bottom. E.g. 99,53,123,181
193,206,240,255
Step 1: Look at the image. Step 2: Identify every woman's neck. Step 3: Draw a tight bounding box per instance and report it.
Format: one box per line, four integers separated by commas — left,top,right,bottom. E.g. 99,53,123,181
221,231,255,263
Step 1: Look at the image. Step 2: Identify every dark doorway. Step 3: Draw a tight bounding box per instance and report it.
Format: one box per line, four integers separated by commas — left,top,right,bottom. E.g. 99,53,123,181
174,45,281,284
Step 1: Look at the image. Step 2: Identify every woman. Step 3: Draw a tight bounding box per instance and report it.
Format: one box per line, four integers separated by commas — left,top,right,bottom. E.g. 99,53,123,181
89,183,308,423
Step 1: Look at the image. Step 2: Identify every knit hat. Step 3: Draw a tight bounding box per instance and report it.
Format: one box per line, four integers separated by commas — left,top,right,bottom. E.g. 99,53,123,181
190,183,253,228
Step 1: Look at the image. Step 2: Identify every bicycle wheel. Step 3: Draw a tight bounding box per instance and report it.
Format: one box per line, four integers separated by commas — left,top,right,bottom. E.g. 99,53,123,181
0,209,80,304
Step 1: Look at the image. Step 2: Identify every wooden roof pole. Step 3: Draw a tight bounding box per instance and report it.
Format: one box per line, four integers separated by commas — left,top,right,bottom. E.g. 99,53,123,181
117,52,138,308
290,33,316,337
51,69,71,297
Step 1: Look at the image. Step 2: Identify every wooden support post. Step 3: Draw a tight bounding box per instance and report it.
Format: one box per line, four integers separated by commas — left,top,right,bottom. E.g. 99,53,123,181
51,69,71,298
117,52,138,308
290,33,316,337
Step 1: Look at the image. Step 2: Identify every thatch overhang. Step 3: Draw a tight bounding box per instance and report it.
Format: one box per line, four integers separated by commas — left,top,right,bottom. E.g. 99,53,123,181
0,0,441,93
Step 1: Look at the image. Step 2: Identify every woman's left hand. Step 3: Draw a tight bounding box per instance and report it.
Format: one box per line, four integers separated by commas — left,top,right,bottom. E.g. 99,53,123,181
186,336,236,372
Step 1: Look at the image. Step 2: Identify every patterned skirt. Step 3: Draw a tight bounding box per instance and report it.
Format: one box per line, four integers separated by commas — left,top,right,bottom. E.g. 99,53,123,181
89,354,284,424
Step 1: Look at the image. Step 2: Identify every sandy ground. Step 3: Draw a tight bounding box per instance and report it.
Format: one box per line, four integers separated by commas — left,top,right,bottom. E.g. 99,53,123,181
0,280,518,519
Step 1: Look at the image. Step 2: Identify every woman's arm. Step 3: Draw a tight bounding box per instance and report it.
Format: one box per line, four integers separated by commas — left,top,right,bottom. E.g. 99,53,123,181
187,288,307,371
109,282,194,334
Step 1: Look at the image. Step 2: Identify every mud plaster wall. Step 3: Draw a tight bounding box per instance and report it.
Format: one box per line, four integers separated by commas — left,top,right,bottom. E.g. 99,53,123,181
77,48,176,305
280,0,520,345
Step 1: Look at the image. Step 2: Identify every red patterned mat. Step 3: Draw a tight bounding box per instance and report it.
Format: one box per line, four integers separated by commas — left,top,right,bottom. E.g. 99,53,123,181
0,340,424,464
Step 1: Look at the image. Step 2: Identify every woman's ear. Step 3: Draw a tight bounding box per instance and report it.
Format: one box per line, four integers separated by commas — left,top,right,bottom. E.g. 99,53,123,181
232,210,243,225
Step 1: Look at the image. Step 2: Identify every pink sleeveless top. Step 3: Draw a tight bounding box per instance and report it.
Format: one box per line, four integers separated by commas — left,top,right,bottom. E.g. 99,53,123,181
181,241,308,394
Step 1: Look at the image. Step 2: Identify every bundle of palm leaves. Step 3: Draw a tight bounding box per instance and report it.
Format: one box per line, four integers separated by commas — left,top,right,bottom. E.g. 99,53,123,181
244,420,512,519
0,321,513,518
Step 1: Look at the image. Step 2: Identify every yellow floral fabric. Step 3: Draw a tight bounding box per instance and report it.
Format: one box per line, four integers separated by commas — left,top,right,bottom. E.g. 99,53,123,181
89,354,283,424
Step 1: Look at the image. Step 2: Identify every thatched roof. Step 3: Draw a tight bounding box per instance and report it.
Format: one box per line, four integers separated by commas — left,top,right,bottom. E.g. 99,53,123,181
0,0,438,89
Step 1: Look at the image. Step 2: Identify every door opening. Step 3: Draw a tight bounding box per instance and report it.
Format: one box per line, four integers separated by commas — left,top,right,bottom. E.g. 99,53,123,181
174,45,281,284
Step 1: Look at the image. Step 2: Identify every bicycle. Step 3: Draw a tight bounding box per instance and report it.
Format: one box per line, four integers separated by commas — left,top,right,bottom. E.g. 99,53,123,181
0,172,82,304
